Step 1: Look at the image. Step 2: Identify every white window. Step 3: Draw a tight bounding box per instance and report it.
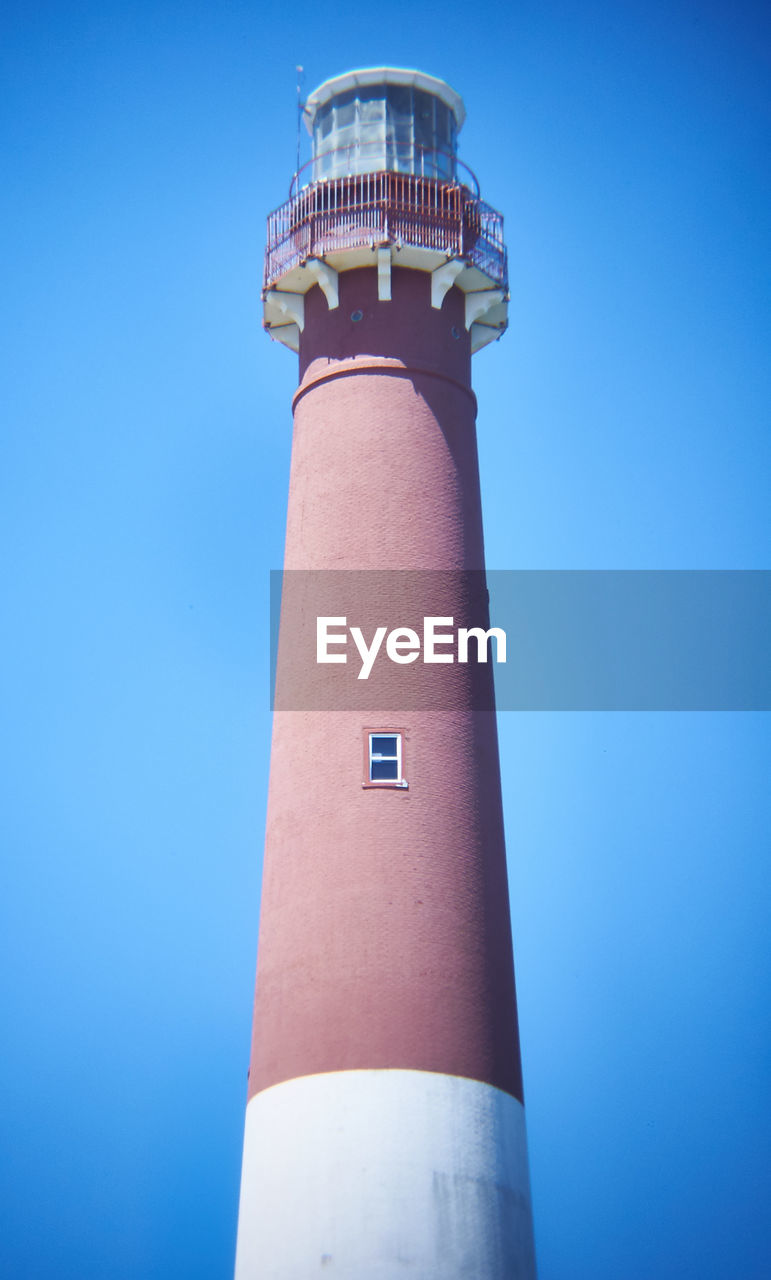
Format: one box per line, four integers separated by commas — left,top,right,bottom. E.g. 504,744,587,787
368,732,405,786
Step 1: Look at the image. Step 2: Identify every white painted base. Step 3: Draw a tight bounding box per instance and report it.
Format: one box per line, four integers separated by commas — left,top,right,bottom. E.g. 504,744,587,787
234,1069,536,1279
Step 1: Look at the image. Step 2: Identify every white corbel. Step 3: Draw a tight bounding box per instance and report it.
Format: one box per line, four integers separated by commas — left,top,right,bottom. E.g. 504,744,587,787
465,288,504,330
431,259,465,309
306,258,339,310
265,290,305,331
377,248,392,301
266,322,301,353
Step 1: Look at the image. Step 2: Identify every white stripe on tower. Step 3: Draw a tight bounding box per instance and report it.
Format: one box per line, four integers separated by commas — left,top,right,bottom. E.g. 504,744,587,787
234,1069,536,1280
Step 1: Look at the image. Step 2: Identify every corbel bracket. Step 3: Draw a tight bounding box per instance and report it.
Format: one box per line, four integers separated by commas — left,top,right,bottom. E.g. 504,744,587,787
377,248,392,301
306,258,339,310
265,290,305,331
431,259,465,309
465,289,504,330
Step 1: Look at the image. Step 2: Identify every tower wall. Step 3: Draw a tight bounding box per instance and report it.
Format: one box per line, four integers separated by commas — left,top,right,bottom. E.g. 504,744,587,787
247,267,523,1100
235,266,536,1277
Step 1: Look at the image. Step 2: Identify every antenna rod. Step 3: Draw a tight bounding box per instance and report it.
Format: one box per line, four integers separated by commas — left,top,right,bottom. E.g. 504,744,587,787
295,65,304,185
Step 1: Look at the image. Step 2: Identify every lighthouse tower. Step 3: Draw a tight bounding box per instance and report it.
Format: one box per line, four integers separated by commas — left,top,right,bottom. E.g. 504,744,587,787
234,68,537,1278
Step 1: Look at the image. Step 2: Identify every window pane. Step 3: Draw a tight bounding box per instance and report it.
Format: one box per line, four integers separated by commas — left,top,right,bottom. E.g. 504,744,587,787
359,120,385,158
435,100,450,145
359,96,385,123
371,735,398,757
434,151,452,180
334,122,355,147
371,759,399,781
387,84,412,120
414,90,434,147
335,99,355,129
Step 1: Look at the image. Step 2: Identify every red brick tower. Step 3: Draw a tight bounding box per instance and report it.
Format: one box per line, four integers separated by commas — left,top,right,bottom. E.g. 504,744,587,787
234,68,536,1279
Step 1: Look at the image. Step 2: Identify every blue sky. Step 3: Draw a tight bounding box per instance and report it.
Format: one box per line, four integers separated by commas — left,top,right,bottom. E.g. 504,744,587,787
2,1,769,1276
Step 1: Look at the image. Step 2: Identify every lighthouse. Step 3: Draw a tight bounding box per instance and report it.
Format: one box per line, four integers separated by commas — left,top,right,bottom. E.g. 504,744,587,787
234,68,537,1278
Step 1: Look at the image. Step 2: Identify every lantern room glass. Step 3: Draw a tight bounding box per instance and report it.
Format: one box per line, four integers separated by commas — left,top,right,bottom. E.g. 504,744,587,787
312,84,457,182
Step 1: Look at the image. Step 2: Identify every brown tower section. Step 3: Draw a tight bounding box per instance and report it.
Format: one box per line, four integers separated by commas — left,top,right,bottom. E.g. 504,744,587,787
248,265,523,1101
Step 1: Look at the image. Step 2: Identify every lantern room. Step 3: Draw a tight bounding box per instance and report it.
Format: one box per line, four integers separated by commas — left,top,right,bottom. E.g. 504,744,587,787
303,67,466,184
263,66,509,355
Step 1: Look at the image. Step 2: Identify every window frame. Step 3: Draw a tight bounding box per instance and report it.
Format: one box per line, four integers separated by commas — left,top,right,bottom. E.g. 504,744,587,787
363,729,408,790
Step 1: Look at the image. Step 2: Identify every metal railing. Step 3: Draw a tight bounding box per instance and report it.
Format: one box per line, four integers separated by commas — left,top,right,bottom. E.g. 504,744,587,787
264,172,507,292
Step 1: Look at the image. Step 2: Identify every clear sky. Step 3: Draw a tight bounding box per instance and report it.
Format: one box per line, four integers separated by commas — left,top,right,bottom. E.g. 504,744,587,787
2,1,769,1277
